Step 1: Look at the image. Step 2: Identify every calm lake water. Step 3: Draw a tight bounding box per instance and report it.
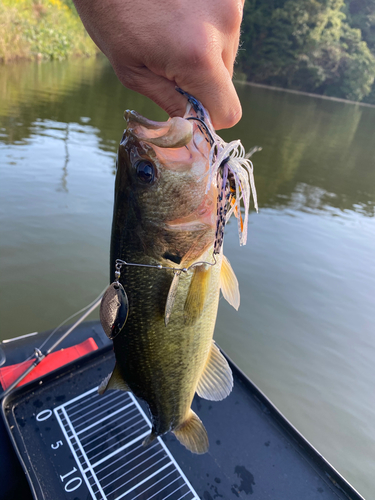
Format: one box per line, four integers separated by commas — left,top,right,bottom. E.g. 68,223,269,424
1,56,374,498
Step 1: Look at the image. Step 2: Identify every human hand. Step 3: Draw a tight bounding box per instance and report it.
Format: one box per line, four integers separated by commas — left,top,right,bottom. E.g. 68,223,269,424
72,0,243,129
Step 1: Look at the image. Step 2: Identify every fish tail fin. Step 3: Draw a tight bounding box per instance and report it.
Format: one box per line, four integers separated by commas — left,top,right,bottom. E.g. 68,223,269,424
142,430,158,447
173,410,209,454
98,363,130,395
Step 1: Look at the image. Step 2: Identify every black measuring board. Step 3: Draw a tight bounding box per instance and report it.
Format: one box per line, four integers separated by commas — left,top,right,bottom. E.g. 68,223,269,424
2,348,197,500
2,343,364,500
53,387,196,499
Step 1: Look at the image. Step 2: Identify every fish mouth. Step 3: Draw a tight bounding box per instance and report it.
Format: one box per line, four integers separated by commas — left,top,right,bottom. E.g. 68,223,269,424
124,110,193,149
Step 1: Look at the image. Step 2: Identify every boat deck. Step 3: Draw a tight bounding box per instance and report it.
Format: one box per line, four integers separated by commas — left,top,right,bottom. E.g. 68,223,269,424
0,321,364,500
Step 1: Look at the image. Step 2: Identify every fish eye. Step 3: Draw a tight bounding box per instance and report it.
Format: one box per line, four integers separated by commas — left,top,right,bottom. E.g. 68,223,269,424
135,160,155,184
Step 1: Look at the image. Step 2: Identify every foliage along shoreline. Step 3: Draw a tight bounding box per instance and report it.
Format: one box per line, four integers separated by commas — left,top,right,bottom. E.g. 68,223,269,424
2,0,375,106
237,0,375,105
0,0,98,64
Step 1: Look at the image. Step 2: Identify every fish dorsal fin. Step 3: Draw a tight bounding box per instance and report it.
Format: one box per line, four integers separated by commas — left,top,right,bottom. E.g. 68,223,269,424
165,271,181,326
98,364,130,395
220,255,240,310
184,265,211,325
196,341,233,401
173,409,209,454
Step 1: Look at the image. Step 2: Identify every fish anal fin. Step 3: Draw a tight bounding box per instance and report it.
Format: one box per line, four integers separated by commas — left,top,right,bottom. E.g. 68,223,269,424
98,364,130,395
220,255,240,310
142,430,158,447
196,341,233,401
184,265,211,325
173,410,209,454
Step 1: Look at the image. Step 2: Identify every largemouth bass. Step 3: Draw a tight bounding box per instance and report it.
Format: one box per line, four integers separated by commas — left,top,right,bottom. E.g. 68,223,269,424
100,91,257,454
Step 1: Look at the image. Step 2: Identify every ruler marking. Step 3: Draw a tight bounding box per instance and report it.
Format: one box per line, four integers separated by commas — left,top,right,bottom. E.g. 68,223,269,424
54,406,106,500
69,392,125,417
96,440,159,477
55,387,199,500
147,477,181,500
88,422,148,461
90,430,150,469
101,447,164,489
77,402,134,436
114,462,172,500
128,392,199,500
72,395,128,426
61,386,98,408
131,468,177,500
83,411,142,449
105,454,170,494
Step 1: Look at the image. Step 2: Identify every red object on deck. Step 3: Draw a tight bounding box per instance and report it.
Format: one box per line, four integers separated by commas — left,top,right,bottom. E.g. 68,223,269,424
0,338,98,390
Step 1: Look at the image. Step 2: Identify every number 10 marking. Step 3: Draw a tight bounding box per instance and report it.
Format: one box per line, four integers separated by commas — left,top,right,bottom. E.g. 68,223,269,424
60,466,82,493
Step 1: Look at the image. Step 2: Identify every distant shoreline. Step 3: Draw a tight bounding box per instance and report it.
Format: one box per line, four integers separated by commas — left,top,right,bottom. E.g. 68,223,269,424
235,80,375,108
0,0,97,64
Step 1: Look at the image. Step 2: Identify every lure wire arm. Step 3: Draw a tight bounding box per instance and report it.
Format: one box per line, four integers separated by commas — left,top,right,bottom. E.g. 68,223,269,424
114,253,217,280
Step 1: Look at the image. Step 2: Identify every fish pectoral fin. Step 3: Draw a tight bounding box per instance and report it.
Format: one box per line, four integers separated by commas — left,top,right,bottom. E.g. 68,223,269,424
165,271,181,326
220,255,240,310
98,364,130,395
184,265,211,325
173,410,209,454
196,341,233,401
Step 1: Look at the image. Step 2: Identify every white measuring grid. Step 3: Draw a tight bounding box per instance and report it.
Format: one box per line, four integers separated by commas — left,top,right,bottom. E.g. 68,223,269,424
54,386,199,500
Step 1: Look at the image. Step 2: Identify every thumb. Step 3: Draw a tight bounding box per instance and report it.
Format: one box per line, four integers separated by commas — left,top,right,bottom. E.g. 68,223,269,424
175,60,242,130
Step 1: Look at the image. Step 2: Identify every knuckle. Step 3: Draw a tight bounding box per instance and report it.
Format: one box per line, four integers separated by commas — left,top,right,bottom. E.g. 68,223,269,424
184,39,213,68
112,63,134,86
118,72,136,89
176,36,219,80
115,66,146,91
164,102,186,118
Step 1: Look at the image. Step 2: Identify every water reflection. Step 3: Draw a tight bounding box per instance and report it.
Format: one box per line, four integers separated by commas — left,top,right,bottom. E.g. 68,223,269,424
0,56,166,151
234,82,375,216
1,57,374,217
59,123,70,193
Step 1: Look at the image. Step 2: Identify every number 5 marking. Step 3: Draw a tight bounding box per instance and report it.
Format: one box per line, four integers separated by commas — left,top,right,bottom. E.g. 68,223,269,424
51,440,63,450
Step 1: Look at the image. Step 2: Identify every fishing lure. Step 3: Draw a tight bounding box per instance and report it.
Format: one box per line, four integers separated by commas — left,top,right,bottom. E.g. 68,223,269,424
178,88,258,254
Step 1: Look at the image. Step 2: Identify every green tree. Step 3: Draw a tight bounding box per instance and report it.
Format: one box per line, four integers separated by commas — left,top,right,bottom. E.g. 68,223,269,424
238,0,375,101
346,0,375,101
347,0,375,50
